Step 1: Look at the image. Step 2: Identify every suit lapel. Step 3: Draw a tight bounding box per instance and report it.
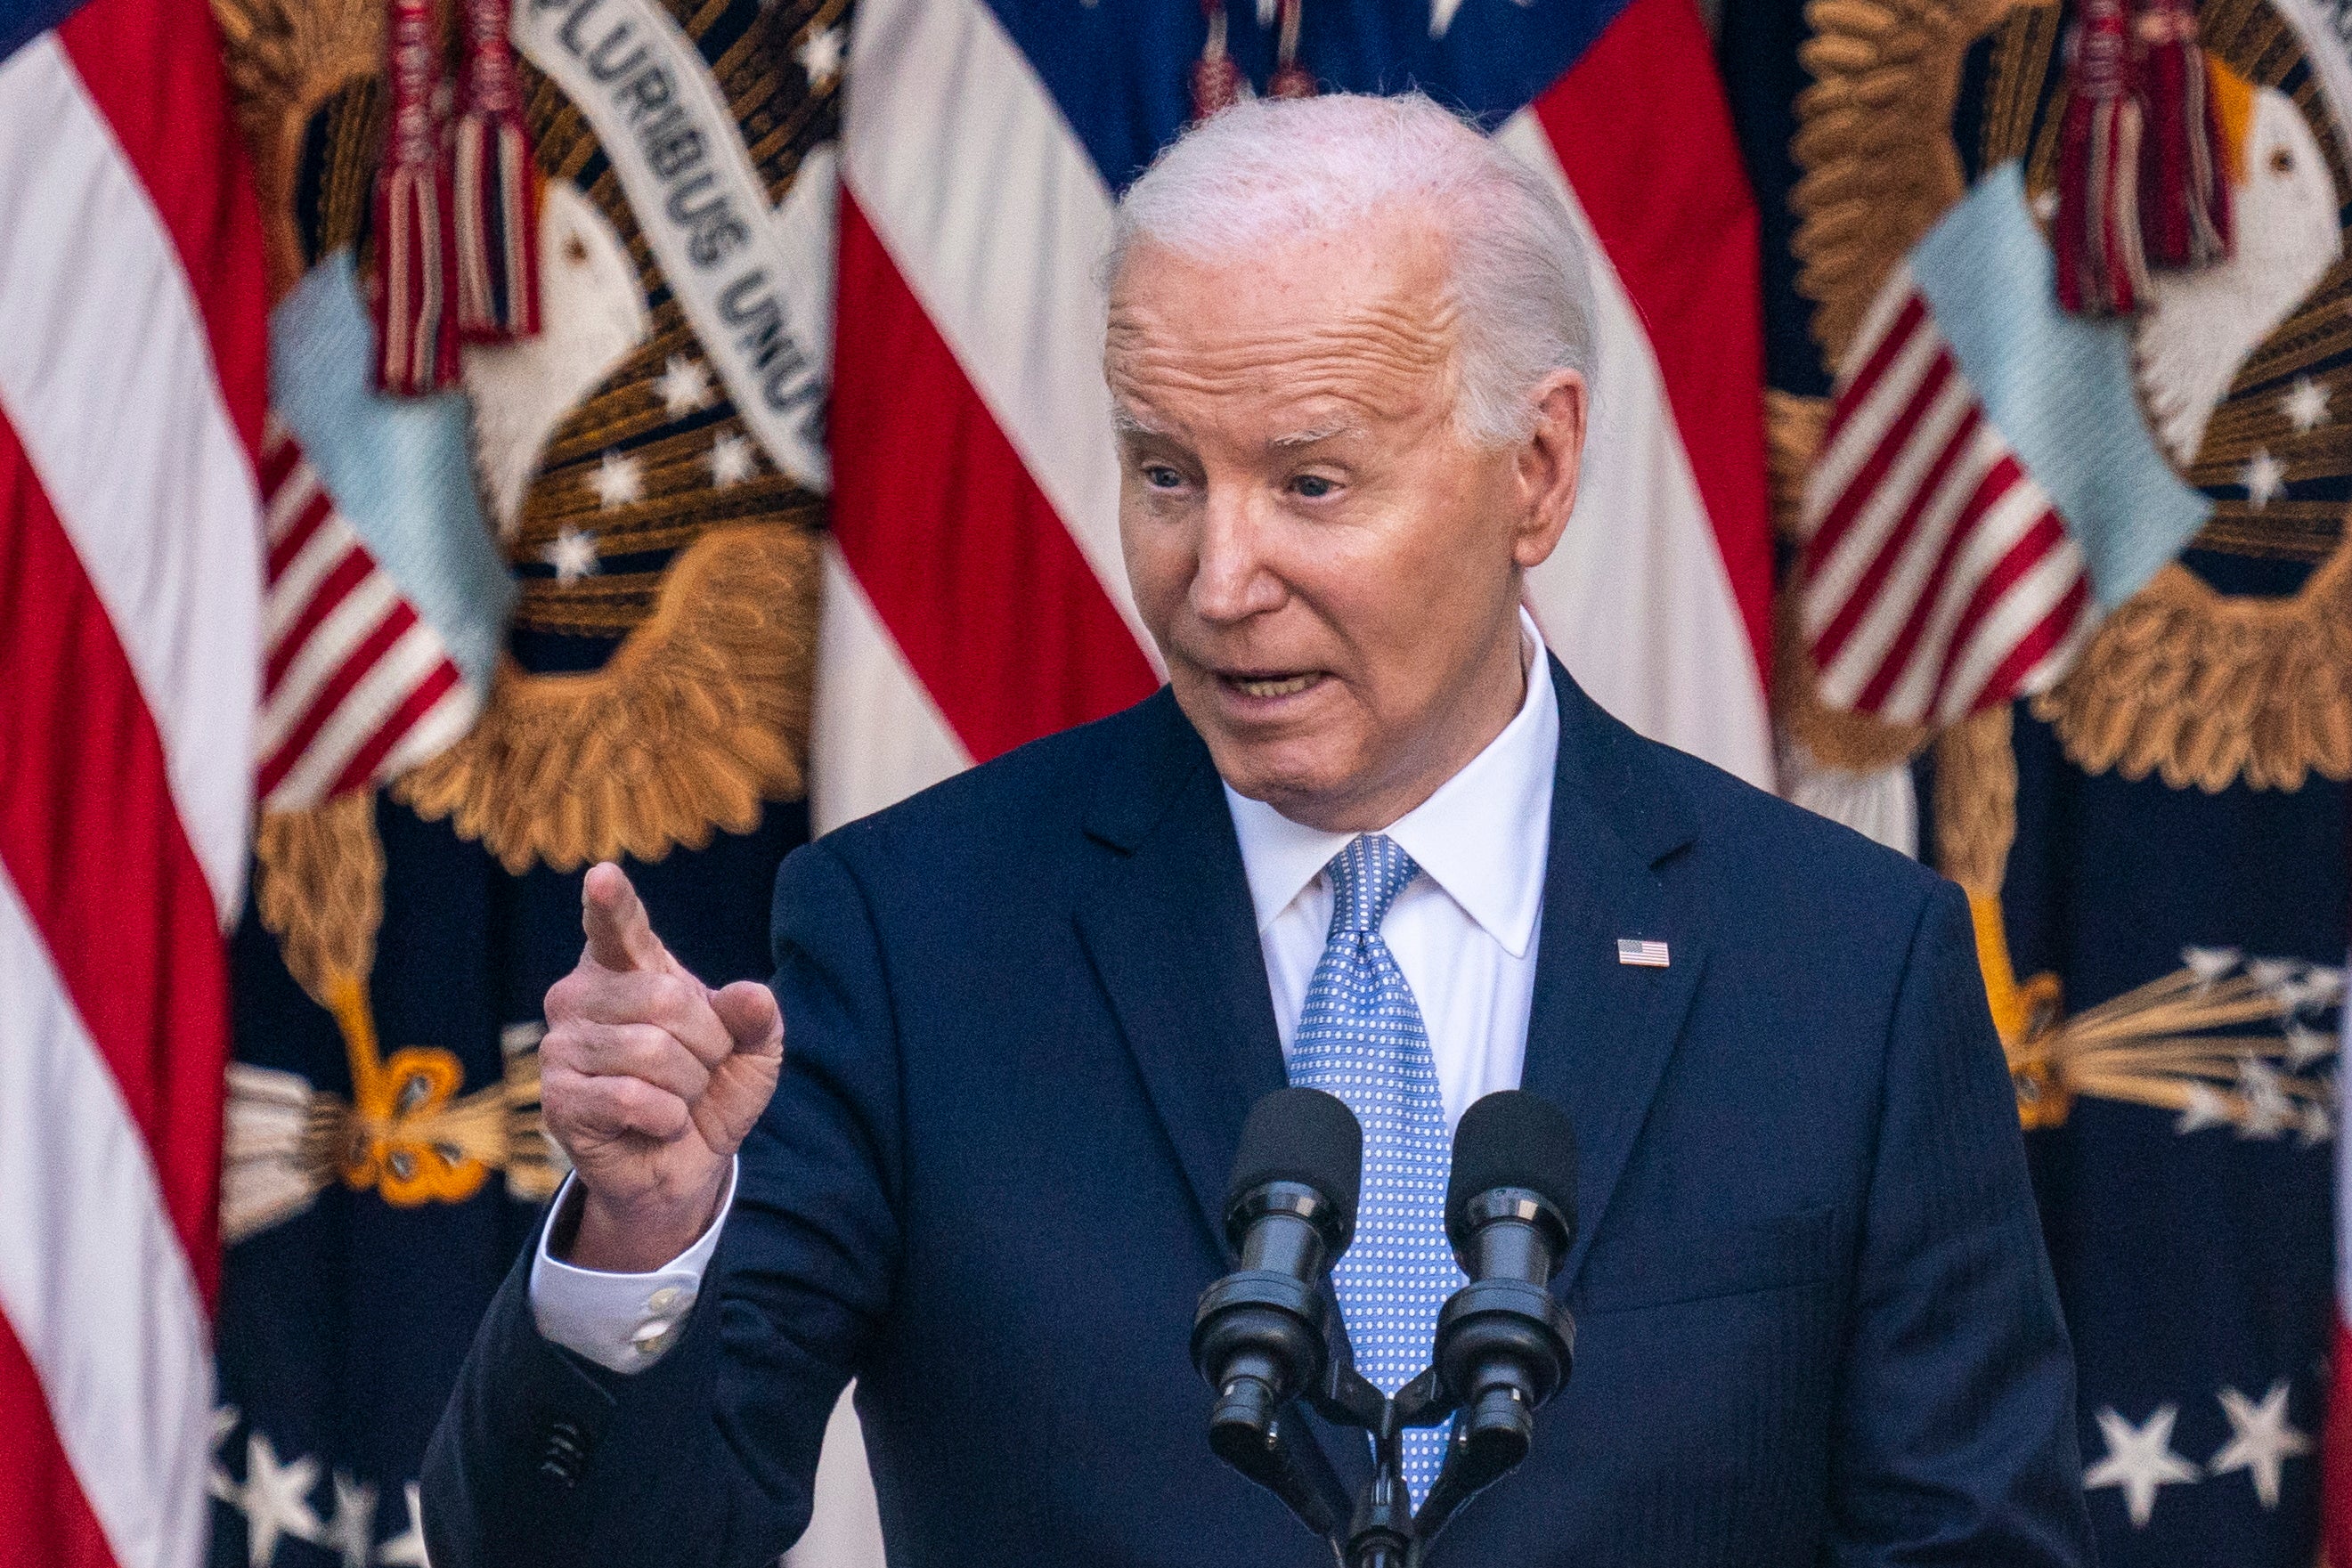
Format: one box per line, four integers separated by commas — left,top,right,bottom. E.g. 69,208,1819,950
1071,698,1373,1500
1519,662,1706,1293
1072,696,1289,1255
1069,675,1706,1488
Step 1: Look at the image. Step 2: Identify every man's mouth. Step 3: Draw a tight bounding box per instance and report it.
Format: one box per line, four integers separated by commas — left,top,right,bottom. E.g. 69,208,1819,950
1220,670,1323,700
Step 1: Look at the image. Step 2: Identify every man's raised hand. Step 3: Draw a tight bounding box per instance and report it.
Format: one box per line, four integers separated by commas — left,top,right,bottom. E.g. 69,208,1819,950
541,861,784,1272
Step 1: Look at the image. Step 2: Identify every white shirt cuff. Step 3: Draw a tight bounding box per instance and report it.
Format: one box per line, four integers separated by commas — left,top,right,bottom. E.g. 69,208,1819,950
527,1158,737,1375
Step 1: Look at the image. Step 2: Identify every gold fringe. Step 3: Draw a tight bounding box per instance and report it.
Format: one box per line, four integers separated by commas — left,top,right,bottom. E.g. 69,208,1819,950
1765,389,1831,541
254,791,385,1008
394,523,819,873
2029,548,2352,792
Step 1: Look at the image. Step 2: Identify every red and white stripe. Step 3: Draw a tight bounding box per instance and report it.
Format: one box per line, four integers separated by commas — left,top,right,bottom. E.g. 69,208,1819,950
1505,0,1772,780
257,423,476,811
1801,270,2095,726
814,0,1772,836
0,0,264,1562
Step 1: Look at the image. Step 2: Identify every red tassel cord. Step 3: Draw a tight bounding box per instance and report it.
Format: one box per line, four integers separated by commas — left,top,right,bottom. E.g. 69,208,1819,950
1189,1,1314,118
2053,0,2152,315
2135,0,2230,270
1268,0,1314,99
1192,1,1243,119
371,0,460,393
452,0,542,340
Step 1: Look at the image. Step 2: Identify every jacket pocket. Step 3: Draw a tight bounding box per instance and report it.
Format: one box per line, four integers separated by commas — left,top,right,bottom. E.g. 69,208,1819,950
1569,1205,1842,1316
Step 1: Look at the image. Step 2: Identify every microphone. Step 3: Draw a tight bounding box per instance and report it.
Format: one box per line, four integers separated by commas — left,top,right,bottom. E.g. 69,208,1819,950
1192,1087,1362,1468
1431,1090,1578,1473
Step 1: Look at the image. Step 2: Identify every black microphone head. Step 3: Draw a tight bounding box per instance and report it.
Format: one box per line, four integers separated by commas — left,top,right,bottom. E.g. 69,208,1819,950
1225,1086,1362,1234
1445,1090,1578,1249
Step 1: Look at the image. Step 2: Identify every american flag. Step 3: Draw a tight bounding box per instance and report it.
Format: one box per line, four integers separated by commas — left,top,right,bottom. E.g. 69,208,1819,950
1801,264,2096,727
256,423,476,812
0,1,265,1566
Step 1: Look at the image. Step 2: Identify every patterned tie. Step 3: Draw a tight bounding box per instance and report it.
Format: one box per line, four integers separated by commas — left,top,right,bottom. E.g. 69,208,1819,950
1286,833,1464,1505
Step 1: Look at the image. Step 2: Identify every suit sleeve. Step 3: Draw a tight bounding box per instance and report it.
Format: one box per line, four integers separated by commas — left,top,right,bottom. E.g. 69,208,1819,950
1822,879,2096,1567
422,836,907,1568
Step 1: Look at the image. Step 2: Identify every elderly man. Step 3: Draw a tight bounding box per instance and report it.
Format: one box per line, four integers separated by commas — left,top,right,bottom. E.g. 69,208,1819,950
423,93,2091,1566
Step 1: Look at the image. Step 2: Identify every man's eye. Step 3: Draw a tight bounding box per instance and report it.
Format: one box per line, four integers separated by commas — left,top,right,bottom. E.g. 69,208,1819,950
1291,475,1336,499
1143,465,1186,490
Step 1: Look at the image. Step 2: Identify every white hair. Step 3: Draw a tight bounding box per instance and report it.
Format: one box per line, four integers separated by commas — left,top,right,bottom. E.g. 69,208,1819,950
1106,92,1597,448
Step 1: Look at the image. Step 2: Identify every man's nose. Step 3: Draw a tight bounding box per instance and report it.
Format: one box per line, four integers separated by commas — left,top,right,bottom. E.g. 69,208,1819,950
1190,486,1284,624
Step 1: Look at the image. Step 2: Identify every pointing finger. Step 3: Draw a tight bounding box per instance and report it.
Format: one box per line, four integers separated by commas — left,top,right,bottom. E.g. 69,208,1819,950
582,862,666,974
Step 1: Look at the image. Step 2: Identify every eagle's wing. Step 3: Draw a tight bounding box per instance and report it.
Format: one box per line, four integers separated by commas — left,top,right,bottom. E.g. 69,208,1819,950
2031,557,2352,792
392,524,819,873
1791,0,2022,370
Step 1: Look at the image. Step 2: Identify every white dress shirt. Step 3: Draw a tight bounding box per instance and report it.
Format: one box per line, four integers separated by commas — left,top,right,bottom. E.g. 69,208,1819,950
531,609,1558,1371
531,1160,736,1373
1226,610,1555,1130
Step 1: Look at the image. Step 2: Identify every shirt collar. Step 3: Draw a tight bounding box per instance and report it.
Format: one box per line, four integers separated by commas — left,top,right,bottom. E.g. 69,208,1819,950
1223,608,1558,959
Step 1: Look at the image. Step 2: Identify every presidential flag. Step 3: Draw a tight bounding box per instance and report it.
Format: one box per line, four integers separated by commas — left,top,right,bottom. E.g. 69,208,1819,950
0,0,268,1563
1751,0,2352,1562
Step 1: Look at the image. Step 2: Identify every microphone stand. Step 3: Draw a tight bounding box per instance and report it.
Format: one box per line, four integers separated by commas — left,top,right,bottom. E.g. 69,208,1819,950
1208,1261,1572,1566
1198,1091,1581,1564
1267,1320,1541,1567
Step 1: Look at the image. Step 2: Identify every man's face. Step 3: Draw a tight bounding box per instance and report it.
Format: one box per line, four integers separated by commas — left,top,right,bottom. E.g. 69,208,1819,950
1108,215,1584,831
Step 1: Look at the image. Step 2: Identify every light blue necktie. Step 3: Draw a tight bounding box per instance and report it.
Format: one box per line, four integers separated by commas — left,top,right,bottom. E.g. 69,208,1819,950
1286,833,1464,1505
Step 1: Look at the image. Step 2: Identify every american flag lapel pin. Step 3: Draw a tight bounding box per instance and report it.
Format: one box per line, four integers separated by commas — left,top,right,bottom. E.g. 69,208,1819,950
1616,938,1670,969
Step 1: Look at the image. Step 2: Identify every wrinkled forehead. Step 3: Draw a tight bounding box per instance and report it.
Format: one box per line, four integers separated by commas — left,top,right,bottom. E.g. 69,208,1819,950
1103,224,1461,432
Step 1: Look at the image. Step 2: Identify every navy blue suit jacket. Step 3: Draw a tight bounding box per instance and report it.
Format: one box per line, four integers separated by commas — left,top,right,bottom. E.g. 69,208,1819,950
423,664,2094,1565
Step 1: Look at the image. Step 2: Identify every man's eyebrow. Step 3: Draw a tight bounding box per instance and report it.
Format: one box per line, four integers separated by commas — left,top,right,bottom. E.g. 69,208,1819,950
1269,423,1364,449
1110,405,1166,437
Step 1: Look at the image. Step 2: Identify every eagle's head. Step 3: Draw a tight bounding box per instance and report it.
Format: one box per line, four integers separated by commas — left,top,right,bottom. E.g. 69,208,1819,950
2136,60,2342,468
460,181,650,538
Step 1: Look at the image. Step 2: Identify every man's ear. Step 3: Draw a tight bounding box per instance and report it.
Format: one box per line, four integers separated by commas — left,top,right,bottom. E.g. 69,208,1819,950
1510,369,1588,572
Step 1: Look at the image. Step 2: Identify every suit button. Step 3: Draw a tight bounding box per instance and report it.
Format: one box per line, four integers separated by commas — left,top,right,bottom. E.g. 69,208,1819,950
540,1418,590,1488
